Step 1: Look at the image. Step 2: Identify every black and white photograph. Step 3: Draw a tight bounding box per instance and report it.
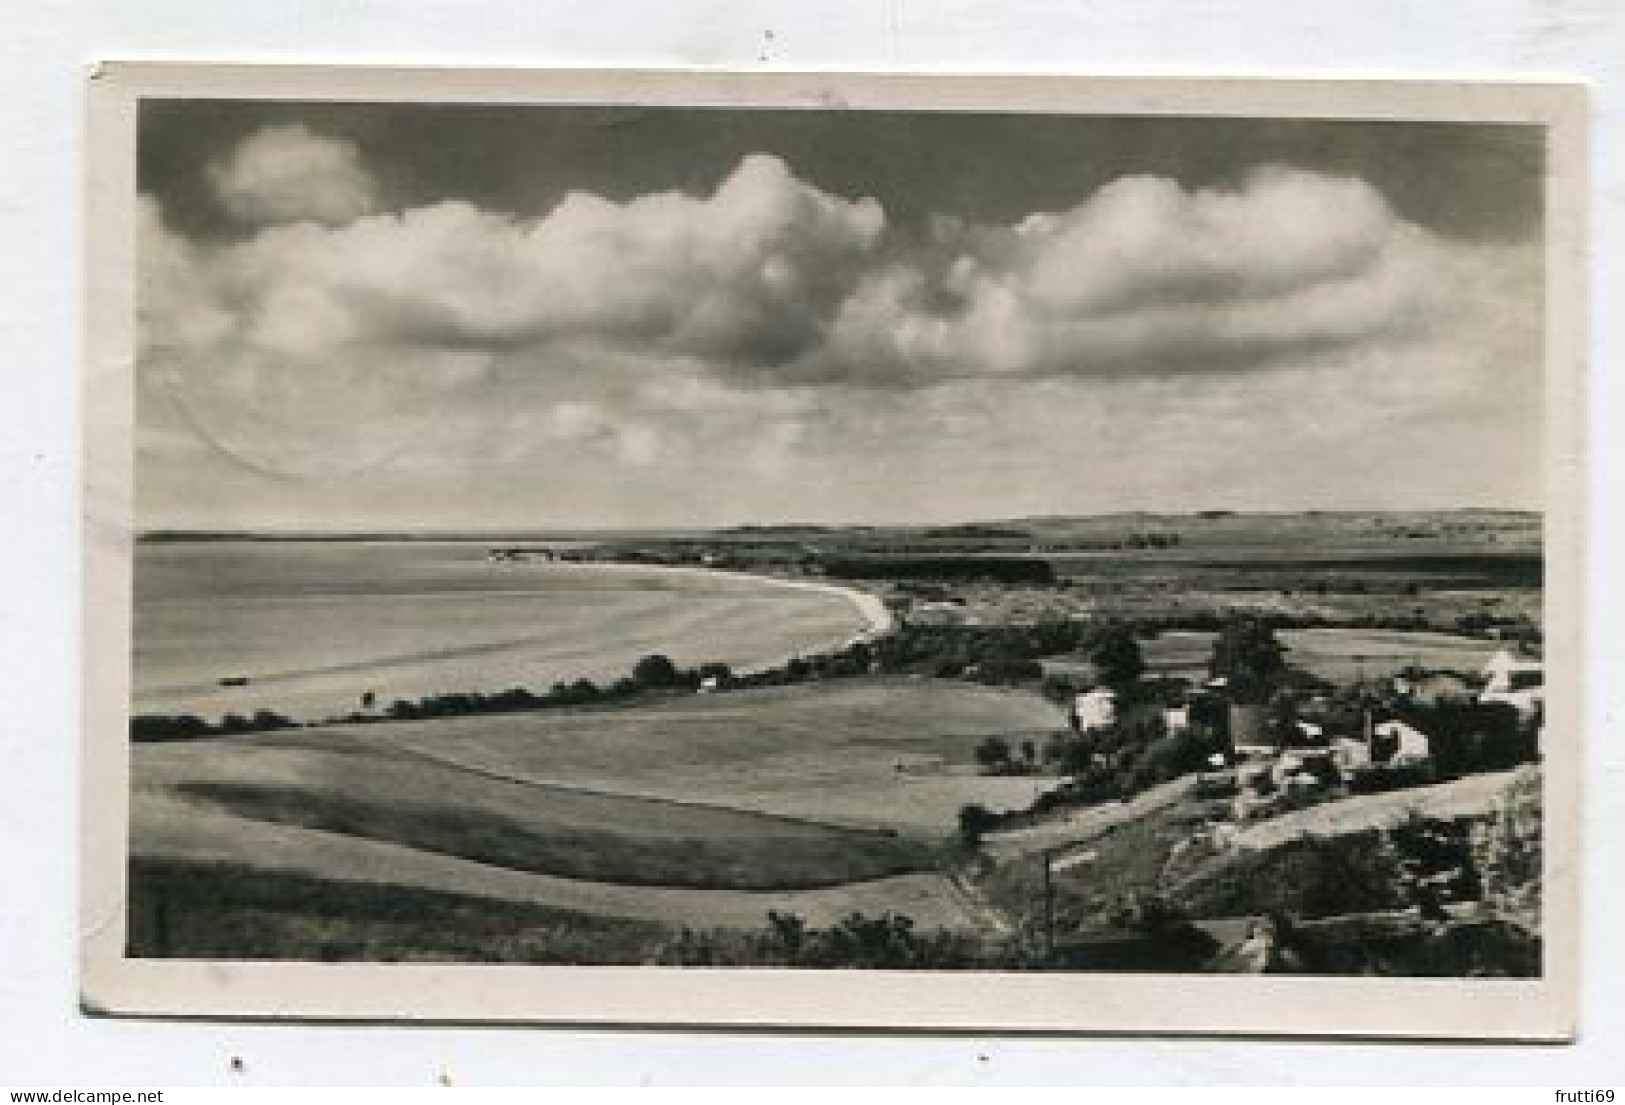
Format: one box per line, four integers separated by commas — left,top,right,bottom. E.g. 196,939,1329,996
81,65,1584,1034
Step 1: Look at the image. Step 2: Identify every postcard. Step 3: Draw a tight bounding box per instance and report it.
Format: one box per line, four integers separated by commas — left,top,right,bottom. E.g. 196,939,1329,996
82,63,1585,1036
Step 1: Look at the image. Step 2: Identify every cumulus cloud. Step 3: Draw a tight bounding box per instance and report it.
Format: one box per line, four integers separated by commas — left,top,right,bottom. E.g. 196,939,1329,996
814,168,1502,386
210,152,881,366
160,154,1499,397
138,149,1542,523
207,124,378,226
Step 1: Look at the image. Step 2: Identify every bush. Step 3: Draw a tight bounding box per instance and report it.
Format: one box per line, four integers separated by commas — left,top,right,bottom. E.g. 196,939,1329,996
973,736,1013,773
655,910,990,969
131,710,296,742
968,656,1043,685
632,653,682,689
1172,830,1410,920
1472,767,1542,920
1040,673,1084,704
1402,701,1536,777
958,803,1003,848
1086,621,1146,687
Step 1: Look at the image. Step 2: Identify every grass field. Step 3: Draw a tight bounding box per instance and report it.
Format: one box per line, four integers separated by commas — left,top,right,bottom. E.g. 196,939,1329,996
169,761,933,891
1132,627,1502,683
129,677,1060,952
318,677,1066,831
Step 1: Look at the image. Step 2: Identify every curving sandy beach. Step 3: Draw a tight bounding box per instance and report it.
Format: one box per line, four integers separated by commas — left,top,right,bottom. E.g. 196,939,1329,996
582,561,896,658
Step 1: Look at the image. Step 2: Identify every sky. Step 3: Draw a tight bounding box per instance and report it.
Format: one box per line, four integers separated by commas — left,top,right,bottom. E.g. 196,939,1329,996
135,101,1546,531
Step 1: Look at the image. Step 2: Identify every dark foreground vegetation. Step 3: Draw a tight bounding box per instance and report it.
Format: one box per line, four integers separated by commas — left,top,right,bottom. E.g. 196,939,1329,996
653,910,1009,969
127,857,668,964
128,849,1537,976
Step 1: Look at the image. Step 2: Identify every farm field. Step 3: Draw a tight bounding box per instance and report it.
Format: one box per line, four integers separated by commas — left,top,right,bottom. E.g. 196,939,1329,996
1135,627,1504,684
129,678,1063,948
318,677,1065,831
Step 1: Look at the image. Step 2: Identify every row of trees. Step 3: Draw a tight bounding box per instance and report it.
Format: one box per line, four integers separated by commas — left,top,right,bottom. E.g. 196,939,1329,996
367,653,740,722
872,618,1140,685
130,709,298,742
823,556,1057,585
127,636,881,738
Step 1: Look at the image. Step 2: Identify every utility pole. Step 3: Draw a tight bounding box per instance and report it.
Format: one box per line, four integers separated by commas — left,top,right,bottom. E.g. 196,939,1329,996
1041,847,1055,964
1040,845,1095,966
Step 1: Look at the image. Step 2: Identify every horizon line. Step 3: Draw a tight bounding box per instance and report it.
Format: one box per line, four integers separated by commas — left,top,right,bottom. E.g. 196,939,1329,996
136,505,1545,540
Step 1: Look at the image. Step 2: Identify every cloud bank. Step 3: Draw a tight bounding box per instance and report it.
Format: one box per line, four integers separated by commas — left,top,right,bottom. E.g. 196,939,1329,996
137,125,1542,527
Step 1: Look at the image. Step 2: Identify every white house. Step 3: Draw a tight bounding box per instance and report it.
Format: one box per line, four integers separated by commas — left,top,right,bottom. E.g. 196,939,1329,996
1374,718,1432,763
1479,648,1543,717
1330,735,1372,776
1272,747,1334,789
1072,687,1118,732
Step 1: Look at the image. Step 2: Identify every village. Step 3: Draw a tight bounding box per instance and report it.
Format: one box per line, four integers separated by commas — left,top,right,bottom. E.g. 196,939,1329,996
1056,639,1542,822
931,612,1547,974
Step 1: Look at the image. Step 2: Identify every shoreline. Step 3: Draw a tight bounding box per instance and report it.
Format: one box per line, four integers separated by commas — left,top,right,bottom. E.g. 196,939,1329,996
541,560,895,680
573,560,895,644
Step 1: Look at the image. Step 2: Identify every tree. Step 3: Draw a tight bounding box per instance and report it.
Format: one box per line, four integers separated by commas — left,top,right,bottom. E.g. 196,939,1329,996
958,803,1001,848
1266,688,1303,747
974,735,1013,773
1208,615,1288,703
632,653,681,688
1040,672,1083,704
1087,621,1146,688
695,661,734,686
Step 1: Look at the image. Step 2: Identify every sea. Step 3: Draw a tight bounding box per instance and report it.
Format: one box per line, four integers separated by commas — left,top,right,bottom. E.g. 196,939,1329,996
133,540,871,722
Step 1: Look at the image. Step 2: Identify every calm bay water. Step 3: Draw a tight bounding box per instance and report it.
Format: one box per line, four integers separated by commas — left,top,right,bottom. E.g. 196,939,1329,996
133,541,870,721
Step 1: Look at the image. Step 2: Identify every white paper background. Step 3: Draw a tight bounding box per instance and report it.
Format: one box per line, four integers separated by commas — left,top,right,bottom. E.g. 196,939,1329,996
2,0,1621,1086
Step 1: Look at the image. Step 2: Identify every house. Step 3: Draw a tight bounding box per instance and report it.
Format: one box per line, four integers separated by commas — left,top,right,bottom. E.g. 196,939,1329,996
1330,735,1372,776
1393,670,1474,706
1071,687,1118,732
1236,761,1273,791
1479,648,1543,718
1287,719,1325,746
1229,702,1272,760
1483,648,1542,691
1271,747,1335,789
911,601,967,627
1374,718,1432,763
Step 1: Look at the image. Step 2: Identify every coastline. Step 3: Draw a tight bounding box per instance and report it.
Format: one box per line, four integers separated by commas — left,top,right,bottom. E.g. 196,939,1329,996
549,560,895,680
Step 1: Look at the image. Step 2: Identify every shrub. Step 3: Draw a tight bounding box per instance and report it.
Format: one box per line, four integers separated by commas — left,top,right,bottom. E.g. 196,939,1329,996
632,653,682,689
973,736,1013,773
655,910,988,969
958,803,1003,848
